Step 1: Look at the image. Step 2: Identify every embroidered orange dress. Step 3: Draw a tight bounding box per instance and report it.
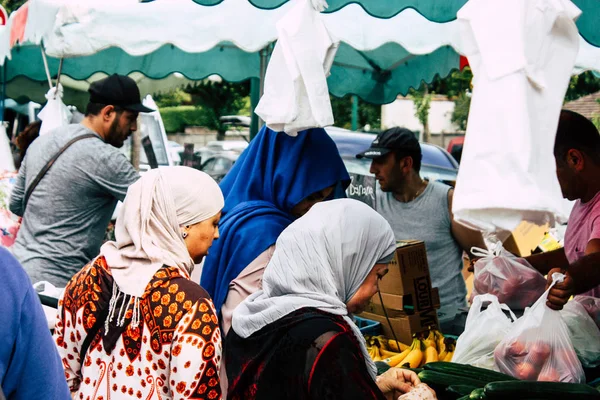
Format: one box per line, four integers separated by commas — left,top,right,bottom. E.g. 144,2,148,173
54,256,222,400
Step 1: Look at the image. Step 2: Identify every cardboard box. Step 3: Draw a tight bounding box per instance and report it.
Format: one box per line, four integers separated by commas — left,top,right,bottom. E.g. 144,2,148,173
502,221,549,257
370,287,440,314
378,240,430,296
359,309,439,345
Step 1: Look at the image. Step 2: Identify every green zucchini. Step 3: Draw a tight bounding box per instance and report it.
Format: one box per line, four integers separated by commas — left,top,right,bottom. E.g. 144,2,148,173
483,381,600,400
446,385,480,400
469,388,485,400
375,361,390,376
423,361,517,384
418,370,486,393
404,367,424,374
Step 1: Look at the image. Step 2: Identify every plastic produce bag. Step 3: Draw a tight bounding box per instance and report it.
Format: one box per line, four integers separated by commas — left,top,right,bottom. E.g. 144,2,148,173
561,299,600,368
573,295,600,330
38,85,72,136
494,273,585,383
470,244,546,310
454,294,516,370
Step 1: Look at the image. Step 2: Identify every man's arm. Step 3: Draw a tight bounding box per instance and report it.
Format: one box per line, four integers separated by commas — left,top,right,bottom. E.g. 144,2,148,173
448,189,487,258
525,248,569,275
9,157,27,217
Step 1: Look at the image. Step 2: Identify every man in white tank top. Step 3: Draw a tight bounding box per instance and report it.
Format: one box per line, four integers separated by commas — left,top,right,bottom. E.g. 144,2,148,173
357,128,484,335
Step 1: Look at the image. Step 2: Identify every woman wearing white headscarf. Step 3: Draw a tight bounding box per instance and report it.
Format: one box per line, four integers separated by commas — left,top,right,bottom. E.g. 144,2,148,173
54,167,225,400
225,199,437,400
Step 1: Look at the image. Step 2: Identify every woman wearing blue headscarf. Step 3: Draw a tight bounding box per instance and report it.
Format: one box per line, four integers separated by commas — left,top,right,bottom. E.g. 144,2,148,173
200,126,350,333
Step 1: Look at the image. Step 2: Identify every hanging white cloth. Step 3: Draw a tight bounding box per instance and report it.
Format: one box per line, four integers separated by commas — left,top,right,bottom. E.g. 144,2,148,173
452,0,581,234
37,84,72,136
255,0,339,136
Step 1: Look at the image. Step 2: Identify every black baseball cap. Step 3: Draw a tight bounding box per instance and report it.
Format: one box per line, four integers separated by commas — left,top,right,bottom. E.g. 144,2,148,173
356,127,421,159
88,74,154,113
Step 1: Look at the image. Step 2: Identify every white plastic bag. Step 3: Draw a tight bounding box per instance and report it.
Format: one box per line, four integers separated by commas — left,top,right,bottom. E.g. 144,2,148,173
33,281,64,330
494,273,585,383
38,85,72,136
561,299,600,368
454,294,516,370
573,295,600,330
470,244,546,310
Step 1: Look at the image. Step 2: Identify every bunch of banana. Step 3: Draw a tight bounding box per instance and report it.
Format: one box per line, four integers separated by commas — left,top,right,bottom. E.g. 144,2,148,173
438,337,456,362
367,344,383,361
381,337,424,367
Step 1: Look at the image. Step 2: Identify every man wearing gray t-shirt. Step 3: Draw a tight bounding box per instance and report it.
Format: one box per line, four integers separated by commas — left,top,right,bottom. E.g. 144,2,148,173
357,127,484,335
10,74,152,287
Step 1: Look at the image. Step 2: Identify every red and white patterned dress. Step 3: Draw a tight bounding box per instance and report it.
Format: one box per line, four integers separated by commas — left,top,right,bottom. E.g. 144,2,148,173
54,256,222,400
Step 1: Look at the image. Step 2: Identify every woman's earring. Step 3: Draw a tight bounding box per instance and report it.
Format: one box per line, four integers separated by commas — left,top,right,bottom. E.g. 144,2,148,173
182,232,188,239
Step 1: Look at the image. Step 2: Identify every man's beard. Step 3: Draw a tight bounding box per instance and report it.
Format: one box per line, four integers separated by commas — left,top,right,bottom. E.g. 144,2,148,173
106,118,126,148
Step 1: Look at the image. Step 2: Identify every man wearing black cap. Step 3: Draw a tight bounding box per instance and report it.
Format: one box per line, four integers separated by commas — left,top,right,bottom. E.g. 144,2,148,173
357,127,484,334
10,74,152,287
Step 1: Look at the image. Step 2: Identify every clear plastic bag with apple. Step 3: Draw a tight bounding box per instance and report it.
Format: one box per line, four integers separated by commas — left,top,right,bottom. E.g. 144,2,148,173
561,298,600,368
470,244,546,310
493,273,585,383
573,295,600,330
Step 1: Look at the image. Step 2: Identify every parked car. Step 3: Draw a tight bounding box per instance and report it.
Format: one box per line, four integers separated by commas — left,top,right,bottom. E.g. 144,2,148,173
446,136,464,164
325,127,459,185
167,141,184,165
199,152,240,183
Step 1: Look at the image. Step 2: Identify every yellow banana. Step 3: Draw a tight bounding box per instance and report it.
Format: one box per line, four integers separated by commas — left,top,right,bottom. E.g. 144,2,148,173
435,330,445,352
372,346,382,362
444,351,454,362
387,338,410,352
399,339,424,368
367,346,376,360
423,330,437,349
381,344,413,367
379,348,400,358
423,345,439,365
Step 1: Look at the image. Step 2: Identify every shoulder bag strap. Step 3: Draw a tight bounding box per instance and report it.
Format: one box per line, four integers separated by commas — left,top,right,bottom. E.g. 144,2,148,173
23,133,99,210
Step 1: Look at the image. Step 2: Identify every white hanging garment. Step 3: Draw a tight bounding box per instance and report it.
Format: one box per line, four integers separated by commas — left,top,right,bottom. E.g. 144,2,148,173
37,84,72,136
452,0,581,234
255,0,339,136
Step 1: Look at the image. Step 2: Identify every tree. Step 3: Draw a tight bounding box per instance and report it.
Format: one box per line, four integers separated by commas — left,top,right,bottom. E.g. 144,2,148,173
430,68,473,99
451,92,471,131
592,99,600,131
185,80,250,140
330,95,381,131
565,72,600,102
153,88,192,108
409,83,432,142
1,0,25,13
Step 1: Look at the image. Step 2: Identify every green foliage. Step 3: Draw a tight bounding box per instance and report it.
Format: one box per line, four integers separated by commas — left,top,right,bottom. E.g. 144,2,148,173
185,80,250,135
153,89,192,108
330,95,381,131
159,106,210,133
592,99,600,131
430,68,473,99
565,72,600,102
1,0,25,13
451,92,471,131
410,85,432,127
409,83,432,141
